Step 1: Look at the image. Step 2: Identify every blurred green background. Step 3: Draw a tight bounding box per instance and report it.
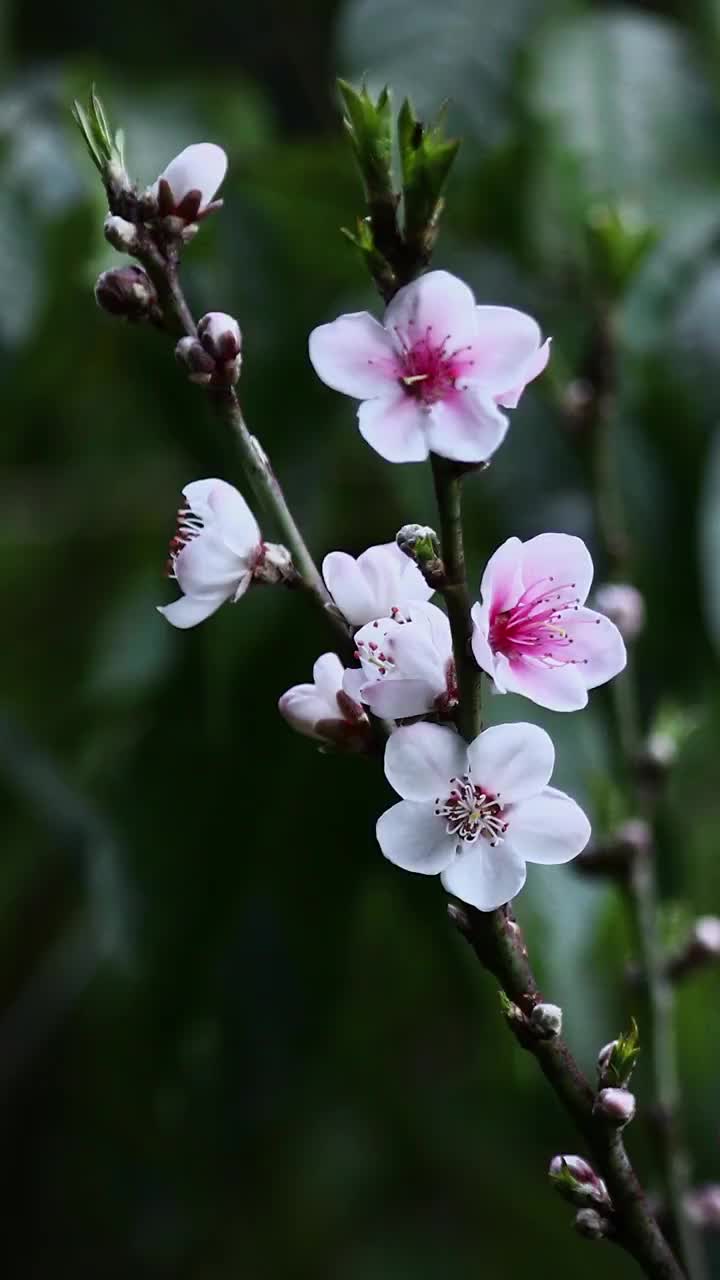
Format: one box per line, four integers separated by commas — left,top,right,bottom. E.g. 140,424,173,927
2,0,720,1276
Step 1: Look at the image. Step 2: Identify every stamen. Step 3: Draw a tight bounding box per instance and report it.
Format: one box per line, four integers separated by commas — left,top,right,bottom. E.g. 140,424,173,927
436,775,507,846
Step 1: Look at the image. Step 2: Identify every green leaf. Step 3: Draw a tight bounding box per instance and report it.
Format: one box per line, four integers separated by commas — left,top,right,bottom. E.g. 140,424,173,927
397,97,460,252
337,79,394,204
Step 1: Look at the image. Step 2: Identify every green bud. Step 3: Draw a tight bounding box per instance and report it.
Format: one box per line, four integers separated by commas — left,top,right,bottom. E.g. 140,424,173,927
397,98,460,260
337,80,394,206
72,86,129,200
597,1019,640,1088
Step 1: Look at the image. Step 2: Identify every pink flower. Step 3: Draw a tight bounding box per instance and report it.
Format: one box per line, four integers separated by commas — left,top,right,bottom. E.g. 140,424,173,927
152,143,227,223
471,533,626,711
376,722,590,911
322,541,433,627
343,602,456,719
157,479,262,629
278,653,370,749
308,270,549,464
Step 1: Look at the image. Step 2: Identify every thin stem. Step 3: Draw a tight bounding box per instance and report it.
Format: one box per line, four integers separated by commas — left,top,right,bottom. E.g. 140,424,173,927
136,235,352,653
585,304,705,1280
430,455,481,741
431,449,682,1279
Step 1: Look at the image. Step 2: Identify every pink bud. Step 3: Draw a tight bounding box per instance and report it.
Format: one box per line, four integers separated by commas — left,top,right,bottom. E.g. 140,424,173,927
549,1155,611,1207
594,583,645,641
685,1185,720,1228
597,1040,619,1075
593,1087,636,1127
694,916,720,957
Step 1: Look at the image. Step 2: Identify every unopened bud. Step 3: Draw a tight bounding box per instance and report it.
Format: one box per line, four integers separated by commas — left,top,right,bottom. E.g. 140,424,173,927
685,1184,720,1228
175,336,216,385
597,1040,619,1075
104,214,139,254
396,523,444,586
575,1208,613,1240
667,915,720,980
95,266,158,320
594,583,645,641
549,1155,611,1209
252,542,295,586
594,1087,636,1128
530,1002,563,1039
693,916,720,956
597,1019,640,1088
616,818,652,856
197,311,242,385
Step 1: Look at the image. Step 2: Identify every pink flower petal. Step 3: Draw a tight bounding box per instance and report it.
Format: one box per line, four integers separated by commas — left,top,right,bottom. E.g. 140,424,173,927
469,306,545,395
357,393,429,463
564,608,627,688
441,841,527,911
377,800,456,874
496,338,551,408
309,313,400,398
467,722,555,804
506,786,591,864
384,723,468,802
500,657,589,712
478,536,524,613
519,533,594,606
159,143,227,208
425,389,509,463
384,270,479,351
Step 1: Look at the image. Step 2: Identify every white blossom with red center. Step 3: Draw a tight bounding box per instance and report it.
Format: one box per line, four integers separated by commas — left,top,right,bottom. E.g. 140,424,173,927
157,479,263,629
308,270,550,464
322,540,433,627
376,722,590,911
471,533,627,712
343,602,456,720
278,653,370,748
151,143,227,224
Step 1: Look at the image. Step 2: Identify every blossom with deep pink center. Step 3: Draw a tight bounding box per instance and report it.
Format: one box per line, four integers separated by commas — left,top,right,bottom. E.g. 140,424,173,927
322,541,433,627
343,602,456,720
308,270,550,464
152,143,227,223
157,478,262,629
278,653,370,749
376,721,590,911
471,533,627,712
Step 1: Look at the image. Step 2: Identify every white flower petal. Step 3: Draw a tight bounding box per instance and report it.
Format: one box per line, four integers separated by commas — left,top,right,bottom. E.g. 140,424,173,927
564,608,627,688
377,800,455,874
312,652,345,707
506,786,591,864
519,533,594,606
358,542,433,613
441,842,527,911
496,338,551,408
357,393,429,463
470,601,496,676
359,676,437,719
157,592,227,629
425,389,508,463
384,722,468,801
467,722,554,804
159,143,227,207
384,271,480,350
309,312,400,398
174,532,243,597
323,552,379,626
206,481,260,556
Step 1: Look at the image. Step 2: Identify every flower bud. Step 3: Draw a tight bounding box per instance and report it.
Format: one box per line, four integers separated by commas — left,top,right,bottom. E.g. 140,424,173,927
191,312,242,385
94,266,158,320
175,336,216,385
685,1184,720,1228
575,1208,613,1240
279,653,371,752
597,1040,618,1076
597,1019,640,1088
549,1155,611,1209
396,523,444,586
667,915,720,980
693,916,720,956
593,1087,636,1128
530,1002,563,1039
103,214,139,254
594,583,645,641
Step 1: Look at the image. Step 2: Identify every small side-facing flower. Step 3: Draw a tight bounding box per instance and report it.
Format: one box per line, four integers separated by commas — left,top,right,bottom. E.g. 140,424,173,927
308,269,549,464
344,602,456,719
593,582,645,641
279,653,370,750
323,541,433,627
471,533,626,711
376,721,590,911
151,143,227,224
157,479,263,629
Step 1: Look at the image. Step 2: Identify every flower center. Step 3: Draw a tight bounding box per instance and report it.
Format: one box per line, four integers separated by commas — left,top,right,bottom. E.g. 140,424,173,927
166,502,202,578
394,324,474,405
435,775,508,846
489,576,592,667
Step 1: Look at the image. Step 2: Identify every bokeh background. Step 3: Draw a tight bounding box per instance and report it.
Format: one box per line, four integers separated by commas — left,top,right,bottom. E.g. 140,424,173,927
2,0,720,1276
